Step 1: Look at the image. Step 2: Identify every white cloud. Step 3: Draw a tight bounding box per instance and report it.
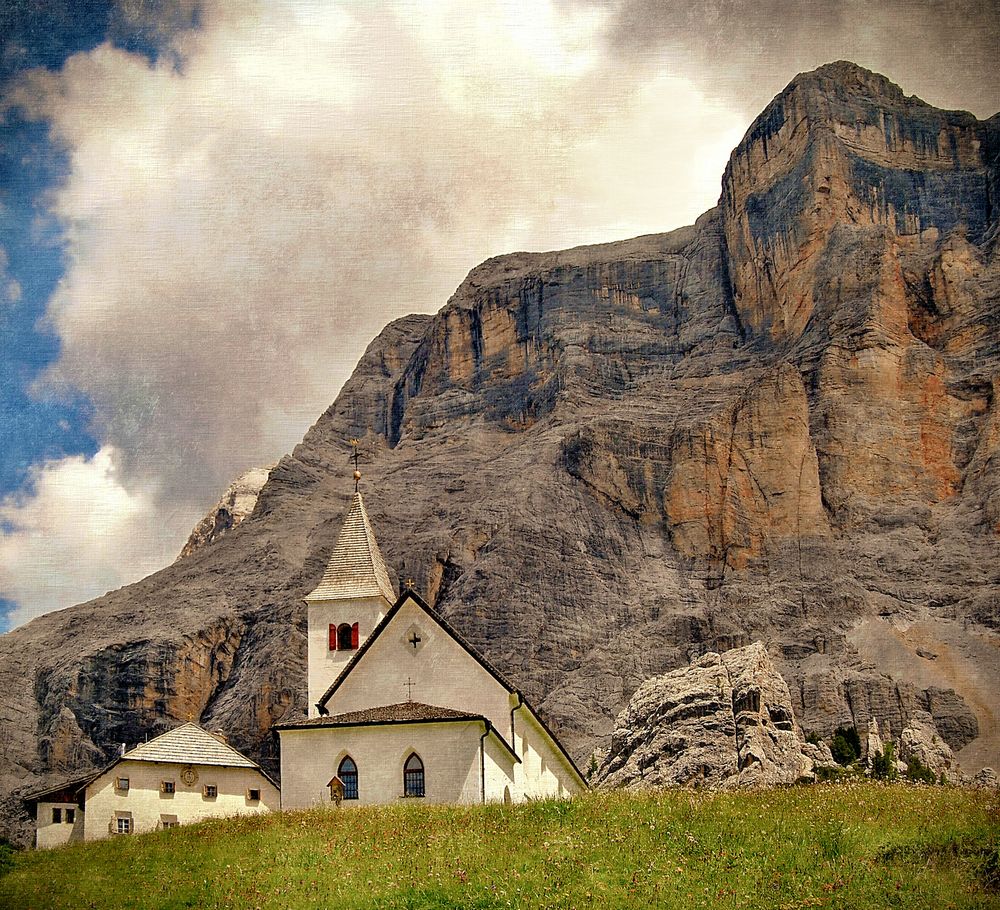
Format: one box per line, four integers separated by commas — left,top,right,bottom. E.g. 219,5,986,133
2,0,744,625
0,448,180,627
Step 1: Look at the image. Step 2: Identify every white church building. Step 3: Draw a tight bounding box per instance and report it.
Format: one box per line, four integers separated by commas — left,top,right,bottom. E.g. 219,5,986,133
275,489,587,808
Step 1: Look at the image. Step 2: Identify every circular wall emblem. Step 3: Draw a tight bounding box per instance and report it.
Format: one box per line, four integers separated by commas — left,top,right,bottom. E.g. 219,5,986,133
180,765,199,786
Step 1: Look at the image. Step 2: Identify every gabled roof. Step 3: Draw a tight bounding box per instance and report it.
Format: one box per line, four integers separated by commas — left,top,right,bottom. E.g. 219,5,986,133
23,724,278,806
316,589,515,709
305,492,397,603
121,723,260,769
313,590,587,786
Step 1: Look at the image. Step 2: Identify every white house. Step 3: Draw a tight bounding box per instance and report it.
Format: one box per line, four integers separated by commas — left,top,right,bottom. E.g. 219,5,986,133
26,723,279,848
275,489,587,808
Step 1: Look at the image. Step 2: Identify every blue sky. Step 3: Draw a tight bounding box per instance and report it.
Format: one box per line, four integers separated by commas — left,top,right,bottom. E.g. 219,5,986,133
0,0,189,629
1,0,997,633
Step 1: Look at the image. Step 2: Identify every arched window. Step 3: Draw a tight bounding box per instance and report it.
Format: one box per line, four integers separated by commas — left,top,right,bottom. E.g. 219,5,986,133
403,753,425,797
338,756,358,801
337,623,353,650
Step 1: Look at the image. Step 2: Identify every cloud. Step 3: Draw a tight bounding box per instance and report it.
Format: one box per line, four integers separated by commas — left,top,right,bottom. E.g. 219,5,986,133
585,0,1000,119
0,447,179,627
1,0,745,625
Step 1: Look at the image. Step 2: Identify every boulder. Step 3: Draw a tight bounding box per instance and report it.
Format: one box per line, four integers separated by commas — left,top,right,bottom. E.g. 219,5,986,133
969,767,998,790
899,715,957,777
595,642,814,789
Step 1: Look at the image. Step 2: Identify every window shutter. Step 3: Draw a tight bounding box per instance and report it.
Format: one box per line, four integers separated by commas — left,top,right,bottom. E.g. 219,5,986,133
351,622,359,649
329,624,337,651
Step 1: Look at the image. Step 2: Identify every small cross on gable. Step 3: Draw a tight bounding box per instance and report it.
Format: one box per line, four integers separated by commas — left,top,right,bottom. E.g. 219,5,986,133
408,631,421,649
404,677,416,702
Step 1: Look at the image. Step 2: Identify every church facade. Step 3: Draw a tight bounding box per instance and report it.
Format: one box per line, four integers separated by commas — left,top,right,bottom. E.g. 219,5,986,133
275,491,586,808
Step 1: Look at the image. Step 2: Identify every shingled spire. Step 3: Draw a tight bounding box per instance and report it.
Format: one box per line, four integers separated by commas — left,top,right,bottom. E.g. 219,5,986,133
305,492,396,603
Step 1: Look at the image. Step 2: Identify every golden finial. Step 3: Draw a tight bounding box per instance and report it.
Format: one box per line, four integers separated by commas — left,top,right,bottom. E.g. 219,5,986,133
404,577,415,590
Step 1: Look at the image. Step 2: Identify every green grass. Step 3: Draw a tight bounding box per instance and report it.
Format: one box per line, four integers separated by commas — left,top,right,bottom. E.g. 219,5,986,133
2,783,998,909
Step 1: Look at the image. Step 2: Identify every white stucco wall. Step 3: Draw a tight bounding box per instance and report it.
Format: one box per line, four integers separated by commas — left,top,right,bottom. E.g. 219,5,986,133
82,760,279,841
512,705,586,800
279,720,515,810
324,598,513,736
482,734,518,802
34,801,84,850
307,594,389,713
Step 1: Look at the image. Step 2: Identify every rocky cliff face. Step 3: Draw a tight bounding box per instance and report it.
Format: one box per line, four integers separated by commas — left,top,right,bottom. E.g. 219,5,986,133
1,62,999,843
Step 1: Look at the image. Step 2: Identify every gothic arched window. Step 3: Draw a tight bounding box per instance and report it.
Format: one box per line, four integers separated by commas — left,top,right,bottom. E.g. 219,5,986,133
338,756,358,801
403,753,425,797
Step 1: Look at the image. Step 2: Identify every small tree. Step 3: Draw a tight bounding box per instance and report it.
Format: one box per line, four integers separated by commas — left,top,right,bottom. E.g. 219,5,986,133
905,755,936,784
830,726,861,765
871,743,898,781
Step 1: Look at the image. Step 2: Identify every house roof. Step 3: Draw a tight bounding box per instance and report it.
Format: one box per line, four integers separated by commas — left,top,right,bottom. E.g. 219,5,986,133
313,590,586,787
305,491,397,603
23,723,277,806
23,771,102,803
274,701,520,762
120,723,261,768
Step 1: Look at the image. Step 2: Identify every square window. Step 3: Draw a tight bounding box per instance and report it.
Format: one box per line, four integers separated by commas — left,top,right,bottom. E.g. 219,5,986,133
160,780,175,794
51,808,62,824
116,816,132,835
203,784,217,799
115,777,129,792
160,815,179,829
247,788,260,801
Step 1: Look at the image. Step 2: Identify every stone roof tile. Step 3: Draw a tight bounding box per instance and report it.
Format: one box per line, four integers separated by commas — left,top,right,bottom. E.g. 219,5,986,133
122,723,259,769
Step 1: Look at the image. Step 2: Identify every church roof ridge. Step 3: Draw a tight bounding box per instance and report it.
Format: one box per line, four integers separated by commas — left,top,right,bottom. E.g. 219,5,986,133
305,491,396,603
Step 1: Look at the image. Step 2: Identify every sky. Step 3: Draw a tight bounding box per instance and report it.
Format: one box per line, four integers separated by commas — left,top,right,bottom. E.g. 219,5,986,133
1,0,997,631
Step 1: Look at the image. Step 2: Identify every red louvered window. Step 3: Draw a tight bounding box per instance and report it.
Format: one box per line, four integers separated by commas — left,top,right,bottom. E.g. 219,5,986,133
329,624,337,651
351,622,359,649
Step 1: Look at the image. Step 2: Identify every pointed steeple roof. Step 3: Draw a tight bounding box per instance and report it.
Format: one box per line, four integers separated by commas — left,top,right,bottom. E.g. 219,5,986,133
305,492,396,603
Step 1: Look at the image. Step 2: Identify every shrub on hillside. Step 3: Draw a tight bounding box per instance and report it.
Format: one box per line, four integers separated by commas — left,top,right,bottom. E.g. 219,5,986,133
872,743,898,781
905,755,937,784
830,726,861,765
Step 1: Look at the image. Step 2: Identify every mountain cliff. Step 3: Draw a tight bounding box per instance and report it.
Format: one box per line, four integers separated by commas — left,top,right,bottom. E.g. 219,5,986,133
1,62,998,843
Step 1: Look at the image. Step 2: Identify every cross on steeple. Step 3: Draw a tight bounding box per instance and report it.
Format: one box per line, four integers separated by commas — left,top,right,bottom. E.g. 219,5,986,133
404,677,416,702
349,439,363,492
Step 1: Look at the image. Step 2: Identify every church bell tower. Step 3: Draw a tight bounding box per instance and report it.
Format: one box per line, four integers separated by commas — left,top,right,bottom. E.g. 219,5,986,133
304,453,396,715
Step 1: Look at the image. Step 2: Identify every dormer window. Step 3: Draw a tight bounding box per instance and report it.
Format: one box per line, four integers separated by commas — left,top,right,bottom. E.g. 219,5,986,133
330,622,360,651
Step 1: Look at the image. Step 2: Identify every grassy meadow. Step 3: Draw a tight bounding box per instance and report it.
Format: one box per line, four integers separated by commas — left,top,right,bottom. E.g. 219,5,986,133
1,783,997,910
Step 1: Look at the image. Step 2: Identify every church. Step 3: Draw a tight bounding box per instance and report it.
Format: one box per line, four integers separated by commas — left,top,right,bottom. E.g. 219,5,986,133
275,484,587,808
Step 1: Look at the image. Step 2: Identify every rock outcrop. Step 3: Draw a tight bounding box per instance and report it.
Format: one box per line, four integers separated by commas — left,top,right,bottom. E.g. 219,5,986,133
595,642,818,789
1,62,999,843
178,465,276,558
